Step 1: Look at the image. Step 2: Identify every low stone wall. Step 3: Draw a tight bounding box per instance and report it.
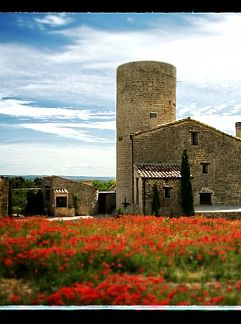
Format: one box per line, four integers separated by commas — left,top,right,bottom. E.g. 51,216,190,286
54,207,75,217
195,212,241,220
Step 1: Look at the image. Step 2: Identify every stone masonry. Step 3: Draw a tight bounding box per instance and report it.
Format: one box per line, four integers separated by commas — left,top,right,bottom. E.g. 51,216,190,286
0,177,9,217
132,118,241,211
42,176,98,216
116,61,176,212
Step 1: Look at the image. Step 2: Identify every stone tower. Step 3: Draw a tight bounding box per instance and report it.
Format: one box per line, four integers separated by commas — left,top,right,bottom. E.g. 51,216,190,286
116,61,176,212
0,177,9,217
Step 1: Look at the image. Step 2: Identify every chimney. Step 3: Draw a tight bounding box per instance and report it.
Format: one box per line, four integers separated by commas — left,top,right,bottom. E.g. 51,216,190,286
235,122,241,138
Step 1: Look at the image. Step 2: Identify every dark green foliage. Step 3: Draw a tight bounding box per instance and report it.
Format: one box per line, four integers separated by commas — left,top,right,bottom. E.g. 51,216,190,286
10,176,43,188
181,149,194,216
8,186,12,215
152,183,161,216
33,177,43,187
72,193,79,210
92,179,116,191
9,176,26,188
25,190,44,215
9,177,44,215
11,190,28,214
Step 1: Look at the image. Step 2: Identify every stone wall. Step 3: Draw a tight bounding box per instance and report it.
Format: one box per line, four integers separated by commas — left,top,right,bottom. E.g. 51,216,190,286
133,168,182,215
116,61,176,211
0,177,9,217
144,179,182,215
42,176,98,216
53,207,75,217
195,212,241,219
133,118,241,207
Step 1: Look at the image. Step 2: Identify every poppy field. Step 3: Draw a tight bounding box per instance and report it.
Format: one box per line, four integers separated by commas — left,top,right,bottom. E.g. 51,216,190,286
0,215,241,305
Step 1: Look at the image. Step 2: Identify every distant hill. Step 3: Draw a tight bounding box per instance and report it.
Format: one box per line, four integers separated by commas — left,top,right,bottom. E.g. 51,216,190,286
4,175,115,181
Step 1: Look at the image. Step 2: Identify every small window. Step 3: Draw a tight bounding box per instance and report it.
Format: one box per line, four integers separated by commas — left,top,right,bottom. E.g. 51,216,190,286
56,196,67,207
191,132,198,145
150,112,157,119
200,193,212,205
164,187,172,198
201,163,209,174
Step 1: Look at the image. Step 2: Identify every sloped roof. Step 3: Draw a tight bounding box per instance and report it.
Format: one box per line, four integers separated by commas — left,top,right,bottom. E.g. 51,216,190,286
135,164,181,179
132,117,241,143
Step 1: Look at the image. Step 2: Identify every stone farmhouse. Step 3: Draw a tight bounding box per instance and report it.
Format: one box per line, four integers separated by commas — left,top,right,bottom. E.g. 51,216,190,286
116,61,241,215
42,176,116,217
0,175,116,217
42,176,98,217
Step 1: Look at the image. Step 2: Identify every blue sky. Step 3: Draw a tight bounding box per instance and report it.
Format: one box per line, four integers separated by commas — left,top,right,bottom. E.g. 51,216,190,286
1,13,241,177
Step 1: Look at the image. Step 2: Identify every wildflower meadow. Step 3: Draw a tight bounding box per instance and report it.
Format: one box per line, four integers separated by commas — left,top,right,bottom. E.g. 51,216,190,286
0,215,241,305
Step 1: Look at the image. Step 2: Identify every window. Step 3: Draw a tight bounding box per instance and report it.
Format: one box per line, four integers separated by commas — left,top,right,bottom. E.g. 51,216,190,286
56,196,67,207
135,178,139,204
201,163,209,174
200,193,212,205
150,112,157,119
164,187,172,198
191,132,198,145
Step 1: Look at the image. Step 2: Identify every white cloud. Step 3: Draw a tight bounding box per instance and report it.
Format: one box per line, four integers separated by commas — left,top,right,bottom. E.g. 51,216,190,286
191,114,241,136
2,14,241,110
0,143,115,176
0,96,115,143
0,97,115,121
2,13,241,175
178,100,241,135
18,122,114,143
0,97,90,119
34,14,72,28
0,43,114,106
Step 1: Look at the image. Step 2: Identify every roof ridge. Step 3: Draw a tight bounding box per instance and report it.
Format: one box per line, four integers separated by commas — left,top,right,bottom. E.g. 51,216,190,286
132,117,241,142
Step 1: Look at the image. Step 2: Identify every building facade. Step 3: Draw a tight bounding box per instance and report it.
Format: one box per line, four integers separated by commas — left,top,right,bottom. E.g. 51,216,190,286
116,61,241,215
42,176,98,217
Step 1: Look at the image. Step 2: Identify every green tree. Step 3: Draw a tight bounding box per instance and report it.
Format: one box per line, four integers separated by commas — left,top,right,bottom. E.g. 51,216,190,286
25,190,44,215
152,183,161,216
181,149,194,216
9,176,43,188
10,177,26,188
92,179,116,191
34,177,43,187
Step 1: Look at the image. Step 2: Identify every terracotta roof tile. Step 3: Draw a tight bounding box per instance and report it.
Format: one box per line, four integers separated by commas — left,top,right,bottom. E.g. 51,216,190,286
135,164,181,179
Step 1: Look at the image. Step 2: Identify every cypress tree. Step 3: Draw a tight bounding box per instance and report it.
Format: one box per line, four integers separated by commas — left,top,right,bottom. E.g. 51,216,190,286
152,182,161,216
181,149,194,216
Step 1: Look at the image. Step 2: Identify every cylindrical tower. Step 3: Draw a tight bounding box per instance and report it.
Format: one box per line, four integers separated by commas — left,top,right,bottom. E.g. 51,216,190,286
116,61,176,212
235,122,241,138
